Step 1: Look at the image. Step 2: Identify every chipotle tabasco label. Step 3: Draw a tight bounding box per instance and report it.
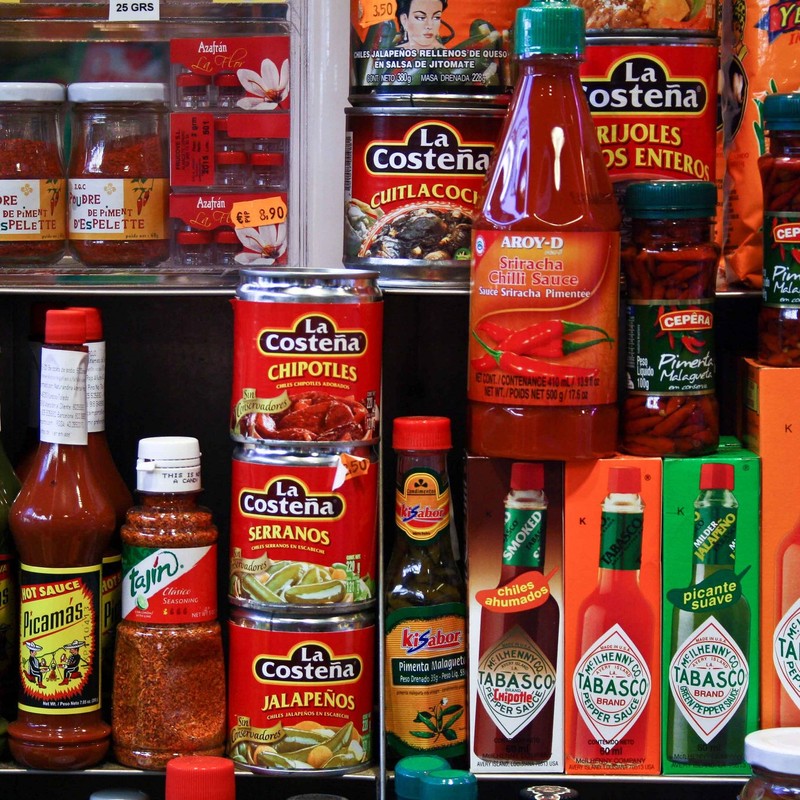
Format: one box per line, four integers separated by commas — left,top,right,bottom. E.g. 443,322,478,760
477,624,556,738
774,598,800,711
0,179,65,241
572,624,651,751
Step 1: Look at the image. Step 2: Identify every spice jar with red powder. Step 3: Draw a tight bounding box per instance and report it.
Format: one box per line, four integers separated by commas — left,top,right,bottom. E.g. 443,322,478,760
112,436,226,769
67,83,169,268
0,82,67,265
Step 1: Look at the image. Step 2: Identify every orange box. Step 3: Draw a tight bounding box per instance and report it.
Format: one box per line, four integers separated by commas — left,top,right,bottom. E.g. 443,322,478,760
564,456,662,774
744,358,800,728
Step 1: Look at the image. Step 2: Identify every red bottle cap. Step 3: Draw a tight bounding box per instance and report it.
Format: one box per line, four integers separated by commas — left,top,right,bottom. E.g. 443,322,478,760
67,306,103,342
699,462,734,491
510,462,544,491
393,416,451,451
165,755,235,800
45,308,87,346
607,466,641,494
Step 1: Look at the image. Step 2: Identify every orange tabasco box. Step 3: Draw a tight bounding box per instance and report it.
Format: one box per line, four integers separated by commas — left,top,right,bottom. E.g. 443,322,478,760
564,456,662,775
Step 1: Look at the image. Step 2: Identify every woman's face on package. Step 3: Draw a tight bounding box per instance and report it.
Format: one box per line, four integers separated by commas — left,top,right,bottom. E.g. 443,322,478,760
399,0,444,49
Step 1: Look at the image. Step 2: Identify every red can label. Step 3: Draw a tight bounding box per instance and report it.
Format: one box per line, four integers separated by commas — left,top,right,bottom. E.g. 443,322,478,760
229,449,378,610
230,298,382,444
227,614,374,773
580,41,717,184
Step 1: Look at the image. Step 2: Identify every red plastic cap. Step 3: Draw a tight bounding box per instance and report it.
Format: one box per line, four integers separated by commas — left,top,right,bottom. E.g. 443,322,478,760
607,466,641,494
510,461,544,491
700,462,735,491
393,416,451,451
67,306,103,341
165,755,235,800
45,309,87,346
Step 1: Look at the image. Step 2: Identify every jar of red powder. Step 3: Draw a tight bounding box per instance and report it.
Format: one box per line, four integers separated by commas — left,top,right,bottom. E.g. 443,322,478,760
0,82,66,265
67,82,169,268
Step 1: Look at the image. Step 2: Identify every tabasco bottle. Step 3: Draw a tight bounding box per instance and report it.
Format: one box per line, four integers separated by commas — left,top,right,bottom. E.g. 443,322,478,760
473,461,559,763
667,463,750,765
774,516,800,725
384,417,467,766
8,308,115,769
467,0,621,461
570,467,654,767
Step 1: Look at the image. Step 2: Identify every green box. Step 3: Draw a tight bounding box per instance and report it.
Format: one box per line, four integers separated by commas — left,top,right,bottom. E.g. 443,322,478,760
661,437,760,776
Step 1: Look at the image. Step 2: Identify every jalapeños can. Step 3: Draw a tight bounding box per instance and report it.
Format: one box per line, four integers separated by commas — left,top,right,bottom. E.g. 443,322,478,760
344,106,504,289
578,0,717,35
229,444,378,613
231,268,383,446
227,607,375,774
350,0,524,102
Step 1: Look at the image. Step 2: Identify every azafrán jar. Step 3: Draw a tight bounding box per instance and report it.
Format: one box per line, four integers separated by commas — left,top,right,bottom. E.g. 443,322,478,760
741,728,800,800
0,82,66,265
67,82,169,268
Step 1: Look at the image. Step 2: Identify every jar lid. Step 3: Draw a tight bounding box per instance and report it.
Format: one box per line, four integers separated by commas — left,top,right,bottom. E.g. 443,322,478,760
395,755,450,800
515,0,585,58
216,150,248,165
393,416,451,451
250,152,285,167
67,82,166,104
520,788,579,800
419,770,477,800
745,728,800,774
0,82,65,102
45,308,86,346
165,755,234,800
624,180,717,219
764,93,800,130
136,436,202,493
66,306,103,342
176,230,213,244
176,72,211,88
215,72,242,87
214,228,239,244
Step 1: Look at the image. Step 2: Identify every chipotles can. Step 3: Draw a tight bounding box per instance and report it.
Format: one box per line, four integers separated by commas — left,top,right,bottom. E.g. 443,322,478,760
231,268,382,446
227,607,375,774
229,444,378,613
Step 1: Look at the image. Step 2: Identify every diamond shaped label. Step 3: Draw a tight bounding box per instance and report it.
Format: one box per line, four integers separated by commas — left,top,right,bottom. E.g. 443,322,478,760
669,616,749,743
572,623,652,752
774,597,800,710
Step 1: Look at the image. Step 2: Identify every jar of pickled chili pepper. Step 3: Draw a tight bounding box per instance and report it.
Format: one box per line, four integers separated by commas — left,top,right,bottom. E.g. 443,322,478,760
759,93,800,366
621,180,719,456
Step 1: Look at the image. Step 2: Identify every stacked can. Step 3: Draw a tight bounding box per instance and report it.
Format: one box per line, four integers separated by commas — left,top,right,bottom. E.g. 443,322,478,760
226,267,383,774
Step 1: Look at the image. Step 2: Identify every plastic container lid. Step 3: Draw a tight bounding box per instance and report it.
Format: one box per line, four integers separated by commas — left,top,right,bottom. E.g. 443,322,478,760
176,230,214,244
67,306,103,342
624,180,717,219
520,787,579,800
607,466,641,494
745,728,800,774
764,93,800,130
419,769,478,800
216,150,248,165
136,436,202,493
393,416,451,451
511,461,544,491
165,755,234,800
251,151,285,166
395,755,450,800
214,72,242,87
45,308,87,346
515,0,585,58
67,82,166,104
177,72,211,88
0,82,65,103
213,228,239,244
699,462,734,491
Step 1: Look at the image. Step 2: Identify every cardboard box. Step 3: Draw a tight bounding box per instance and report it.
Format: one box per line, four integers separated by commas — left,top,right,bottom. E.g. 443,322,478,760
563,456,662,775
466,456,564,773
744,359,800,728
661,437,760,775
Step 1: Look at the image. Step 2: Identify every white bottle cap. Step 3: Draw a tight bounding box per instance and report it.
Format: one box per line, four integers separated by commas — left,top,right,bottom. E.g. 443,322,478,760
136,436,201,493
0,82,65,103
744,728,800,774
67,82,166,103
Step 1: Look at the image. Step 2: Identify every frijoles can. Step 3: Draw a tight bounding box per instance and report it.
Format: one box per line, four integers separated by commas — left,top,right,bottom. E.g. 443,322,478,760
229,444,378,613
227,607,375,774
344,106,504,289
349,0,525,102
231,268,382,446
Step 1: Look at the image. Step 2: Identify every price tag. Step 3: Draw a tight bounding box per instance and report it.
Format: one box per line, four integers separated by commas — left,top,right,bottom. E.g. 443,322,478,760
231,196,287,229
358,1,396,28
108,0,160,21
333,453,371,490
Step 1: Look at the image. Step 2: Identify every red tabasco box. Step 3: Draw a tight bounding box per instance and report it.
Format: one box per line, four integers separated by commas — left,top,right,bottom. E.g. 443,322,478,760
564,456,662,775
744,359,800,728
465,455,564,774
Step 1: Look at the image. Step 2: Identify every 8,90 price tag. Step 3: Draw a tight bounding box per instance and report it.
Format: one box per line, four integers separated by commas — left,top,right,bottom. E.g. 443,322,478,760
358,1,396,28
108,0,160,21
231,196,288,229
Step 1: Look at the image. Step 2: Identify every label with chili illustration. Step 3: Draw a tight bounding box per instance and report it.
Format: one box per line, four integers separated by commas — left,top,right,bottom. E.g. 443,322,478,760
763,213,800,309
774,598,800,711
121,544,217,624
229,446,378,611
395,467,450,543
67,178,168,241
17,563,101,714
0,179,65,242
228,608,374,774
469,230,620,407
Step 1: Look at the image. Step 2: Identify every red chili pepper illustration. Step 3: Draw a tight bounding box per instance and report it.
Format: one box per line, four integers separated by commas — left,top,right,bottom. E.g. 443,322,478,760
499,319,612,356
681,335,705,354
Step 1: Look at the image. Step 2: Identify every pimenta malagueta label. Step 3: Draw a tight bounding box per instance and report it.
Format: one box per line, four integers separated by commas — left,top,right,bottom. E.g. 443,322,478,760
763,211,800,309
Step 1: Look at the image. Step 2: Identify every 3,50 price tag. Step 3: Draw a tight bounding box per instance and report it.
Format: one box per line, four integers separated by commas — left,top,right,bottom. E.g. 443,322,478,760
358,1,396,28
231,196,288,229
108,0,160,21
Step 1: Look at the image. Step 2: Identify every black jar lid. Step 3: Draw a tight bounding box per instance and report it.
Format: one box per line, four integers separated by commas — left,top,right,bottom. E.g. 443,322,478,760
520,786,579,800
624,180,717,219
764,93,800,130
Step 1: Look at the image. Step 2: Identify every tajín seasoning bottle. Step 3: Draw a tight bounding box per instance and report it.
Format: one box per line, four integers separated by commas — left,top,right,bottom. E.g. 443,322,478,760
467,0,620,460
8,308,115,769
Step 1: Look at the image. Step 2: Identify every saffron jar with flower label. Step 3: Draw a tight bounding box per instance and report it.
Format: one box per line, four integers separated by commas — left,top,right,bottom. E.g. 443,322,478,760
0,82,66,265
67,82,169,268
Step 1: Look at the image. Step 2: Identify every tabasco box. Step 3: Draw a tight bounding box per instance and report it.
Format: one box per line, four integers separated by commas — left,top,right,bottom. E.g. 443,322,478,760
563,456,662,775
743,359,800,729
465,455,564,774
661,437,760,776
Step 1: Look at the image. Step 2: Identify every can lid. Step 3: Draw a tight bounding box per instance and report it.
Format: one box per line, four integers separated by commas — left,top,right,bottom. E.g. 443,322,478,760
136,436,202,493
607,466,641,494
624,180,717,219
395,755,451,800
699,462,734,491
520,787,579,800
419,770,478,800
745,728,800,774
67,82,166,103
45,308,87,346
0,82,65,102
393,416,451,451
510,462,544,491
165,755,235,800
67,306,103,342
764,93,800,130
515,0,585,58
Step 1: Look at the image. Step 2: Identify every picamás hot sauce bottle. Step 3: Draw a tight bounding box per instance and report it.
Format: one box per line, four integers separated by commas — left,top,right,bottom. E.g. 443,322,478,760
8,308,115,769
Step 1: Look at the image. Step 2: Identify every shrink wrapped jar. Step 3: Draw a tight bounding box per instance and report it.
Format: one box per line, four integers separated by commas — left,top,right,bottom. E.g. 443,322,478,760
67,82,169,268
621,180,719,456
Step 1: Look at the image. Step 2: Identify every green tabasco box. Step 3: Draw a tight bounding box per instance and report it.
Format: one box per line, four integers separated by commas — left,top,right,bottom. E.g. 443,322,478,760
661,437,760,776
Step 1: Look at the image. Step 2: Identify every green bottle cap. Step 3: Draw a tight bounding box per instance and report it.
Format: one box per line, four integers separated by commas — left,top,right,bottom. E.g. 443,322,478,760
624,180,717,219
764,93,800,130
514,0,585,58
419,769,478,800
395,755,450,800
